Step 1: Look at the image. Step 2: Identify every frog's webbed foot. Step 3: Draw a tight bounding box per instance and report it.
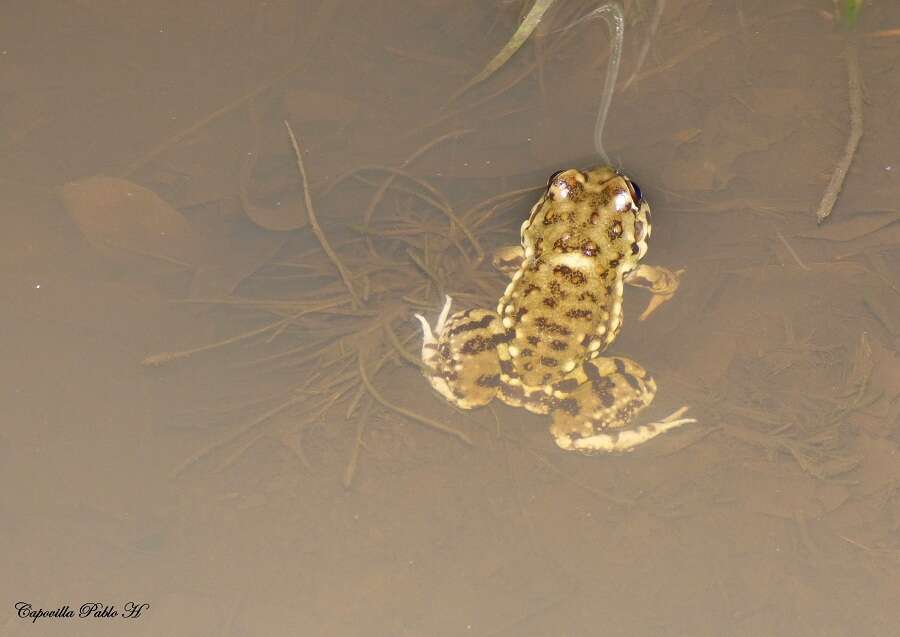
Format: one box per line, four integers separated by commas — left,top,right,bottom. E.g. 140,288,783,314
414,294,454,351
625,264,686,321
560,405,696,453
413,295,456,404
549,356,695,453
414,296,501,409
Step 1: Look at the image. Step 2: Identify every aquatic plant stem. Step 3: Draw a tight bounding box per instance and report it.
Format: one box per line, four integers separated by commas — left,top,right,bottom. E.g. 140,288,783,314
357,355,473,446
171,394,305,478
450,0,557,101
623,0,665,90
450,1,624,164
121,0,343,177
815,44,863,224
284,120,363,306
142,315,291,366
342,397,372,489
586,4,624,164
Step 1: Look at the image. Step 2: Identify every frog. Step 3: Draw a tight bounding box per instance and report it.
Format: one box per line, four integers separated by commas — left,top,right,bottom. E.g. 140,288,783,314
414,166,694,453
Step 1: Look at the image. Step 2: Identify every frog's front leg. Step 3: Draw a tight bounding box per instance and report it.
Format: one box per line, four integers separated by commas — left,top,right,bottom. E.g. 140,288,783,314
548,356,695,453
491,245,526,276
414,295,503,409
624,264,685,320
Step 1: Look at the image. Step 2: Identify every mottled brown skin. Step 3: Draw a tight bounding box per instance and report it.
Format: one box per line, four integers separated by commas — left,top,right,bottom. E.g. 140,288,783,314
498,167,650,385
416,166,682,453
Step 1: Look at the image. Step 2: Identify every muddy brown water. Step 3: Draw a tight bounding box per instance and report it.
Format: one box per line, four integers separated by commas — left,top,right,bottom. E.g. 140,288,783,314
2,2,899,635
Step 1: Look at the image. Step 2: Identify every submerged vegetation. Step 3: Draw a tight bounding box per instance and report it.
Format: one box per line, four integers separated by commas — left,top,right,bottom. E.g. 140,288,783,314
841,0,863,28
140,2,635,483
112,0,879,485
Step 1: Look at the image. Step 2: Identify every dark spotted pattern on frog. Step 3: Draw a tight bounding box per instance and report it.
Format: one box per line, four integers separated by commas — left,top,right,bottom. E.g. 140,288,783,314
415,167,693,453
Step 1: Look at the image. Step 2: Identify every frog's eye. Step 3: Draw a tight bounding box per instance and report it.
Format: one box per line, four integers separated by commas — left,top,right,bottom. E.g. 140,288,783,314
629,179,642,204
547,170,565,187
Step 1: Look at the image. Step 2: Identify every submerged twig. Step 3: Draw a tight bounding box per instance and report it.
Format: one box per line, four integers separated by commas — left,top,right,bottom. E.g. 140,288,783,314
450,1,624,163
357,356,473,446
348,164,484,262
171,394,304,478
451,0,557,101
343,397,373,489
143,316,291,367
407,249,445,295
120,0,343,177
384,321,430,372
344,323,418,419
284,120,362,306
336,129,472,260
218,392,339,472
239,102,307,231
775,229,811,271
402,57,541,141
815,44,863,224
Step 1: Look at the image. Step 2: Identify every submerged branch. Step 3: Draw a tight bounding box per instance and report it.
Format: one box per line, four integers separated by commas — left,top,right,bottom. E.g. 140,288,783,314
815,44,863,224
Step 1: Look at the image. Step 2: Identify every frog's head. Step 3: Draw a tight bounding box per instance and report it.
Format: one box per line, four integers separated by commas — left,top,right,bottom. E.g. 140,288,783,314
520,166,651,270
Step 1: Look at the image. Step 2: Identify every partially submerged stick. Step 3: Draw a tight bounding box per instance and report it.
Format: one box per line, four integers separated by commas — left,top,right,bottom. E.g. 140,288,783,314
815,44,863,224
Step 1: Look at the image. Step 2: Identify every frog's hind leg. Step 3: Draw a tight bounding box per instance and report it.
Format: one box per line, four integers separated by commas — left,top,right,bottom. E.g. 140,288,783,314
414,295,502,409
549,356,695,453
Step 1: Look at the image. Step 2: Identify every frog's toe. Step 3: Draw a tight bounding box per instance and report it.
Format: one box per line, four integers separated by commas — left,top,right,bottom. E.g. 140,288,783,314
554,406,694,453
415,295,454,344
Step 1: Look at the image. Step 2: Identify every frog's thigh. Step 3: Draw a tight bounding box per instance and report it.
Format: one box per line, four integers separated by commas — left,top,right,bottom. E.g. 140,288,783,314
430,309,502,409
549,356,658,452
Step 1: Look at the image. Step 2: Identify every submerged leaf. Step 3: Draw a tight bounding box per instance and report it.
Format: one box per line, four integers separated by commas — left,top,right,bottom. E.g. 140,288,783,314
60,175,198,270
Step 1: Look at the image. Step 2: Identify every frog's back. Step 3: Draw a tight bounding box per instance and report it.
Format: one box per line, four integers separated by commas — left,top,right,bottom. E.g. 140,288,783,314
496,167,650,389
